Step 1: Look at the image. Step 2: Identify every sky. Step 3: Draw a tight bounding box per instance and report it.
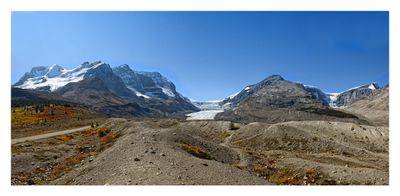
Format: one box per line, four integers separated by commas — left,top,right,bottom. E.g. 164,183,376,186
12,11,389,101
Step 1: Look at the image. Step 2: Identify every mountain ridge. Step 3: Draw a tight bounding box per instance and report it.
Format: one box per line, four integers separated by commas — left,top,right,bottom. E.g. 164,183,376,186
13,61,199,117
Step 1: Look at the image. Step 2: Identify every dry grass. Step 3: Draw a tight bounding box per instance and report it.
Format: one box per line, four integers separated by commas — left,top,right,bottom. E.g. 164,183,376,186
269,167,322,185
180,143,213,160
12,126,120,185
55,135,74,142
48,152,95,181
11,104,103,139
11,105,80,128
12,145,32,155
81,127,110,137
100,131,119,144
229,122,240,130
269,167,302,185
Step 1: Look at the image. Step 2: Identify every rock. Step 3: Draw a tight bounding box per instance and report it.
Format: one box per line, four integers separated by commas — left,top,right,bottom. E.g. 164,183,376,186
160,153,166,156
19,143,32,148
178,176,182,180
27,179,35,185
202,163,208,166
134,158,140,161
332,170,337,174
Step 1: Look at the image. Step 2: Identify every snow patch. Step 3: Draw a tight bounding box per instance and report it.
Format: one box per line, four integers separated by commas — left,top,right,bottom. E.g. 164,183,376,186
228,91,240,99
127,87,151,99
161,87,175,97
15,61,106,91
326,93,340,107
368,84,377,90
186,110,224,120
192,101,222,110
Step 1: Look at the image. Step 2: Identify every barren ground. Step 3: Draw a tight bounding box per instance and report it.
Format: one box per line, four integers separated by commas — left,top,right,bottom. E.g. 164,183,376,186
16,118,386,185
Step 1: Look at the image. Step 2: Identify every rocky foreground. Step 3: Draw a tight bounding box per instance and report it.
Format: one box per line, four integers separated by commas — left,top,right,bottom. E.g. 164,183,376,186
51,118,388,185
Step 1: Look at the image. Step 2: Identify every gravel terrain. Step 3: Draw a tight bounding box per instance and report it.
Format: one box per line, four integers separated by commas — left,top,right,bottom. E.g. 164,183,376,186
51,118,388,185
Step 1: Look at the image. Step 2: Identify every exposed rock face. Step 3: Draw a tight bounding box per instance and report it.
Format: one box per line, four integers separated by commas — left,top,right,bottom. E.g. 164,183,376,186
343,85,389,126
82,62,140,99
237,75,325,109
112,64,159,97
216,75,366,124
303,85,330,106
334,83,380,107
113,64,177,99
112,64,199,113
14,61,199,117
55,77,130,107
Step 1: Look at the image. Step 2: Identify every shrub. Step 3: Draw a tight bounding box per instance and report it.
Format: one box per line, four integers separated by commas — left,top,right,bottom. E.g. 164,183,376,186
269,167,302,185
229,122,240,130
100,131,118,144
180,143,212,160
55,135,74,142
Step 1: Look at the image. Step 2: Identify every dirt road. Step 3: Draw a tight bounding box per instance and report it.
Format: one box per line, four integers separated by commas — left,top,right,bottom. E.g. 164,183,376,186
11,126,91,144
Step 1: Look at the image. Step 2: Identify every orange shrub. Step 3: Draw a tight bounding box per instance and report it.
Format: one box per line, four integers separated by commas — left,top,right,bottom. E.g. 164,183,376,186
100,131,118,144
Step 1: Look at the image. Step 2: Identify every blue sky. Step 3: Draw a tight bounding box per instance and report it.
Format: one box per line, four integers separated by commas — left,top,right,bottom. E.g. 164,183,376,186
12,11,388,101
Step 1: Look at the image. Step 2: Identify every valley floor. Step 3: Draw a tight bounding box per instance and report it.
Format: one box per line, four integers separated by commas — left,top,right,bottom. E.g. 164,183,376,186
11,118,389,185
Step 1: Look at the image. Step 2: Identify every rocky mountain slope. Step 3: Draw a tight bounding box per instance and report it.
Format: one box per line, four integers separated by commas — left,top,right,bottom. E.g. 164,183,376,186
342,85,389,126
333,83,380,107
215,75,366,124
112,64,198,113
13,61,198,117
219,76,381,110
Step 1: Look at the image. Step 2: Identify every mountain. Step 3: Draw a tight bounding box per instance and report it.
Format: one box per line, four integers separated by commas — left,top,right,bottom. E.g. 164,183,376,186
191,100,222,110
215,75,366,124
342,85,389,126
219,77,381,109
13,61,198,117
219,75,328,109
112,64,198,113
14,62,106,91
11,87,76,107
332,83,380,107
113,64,177,99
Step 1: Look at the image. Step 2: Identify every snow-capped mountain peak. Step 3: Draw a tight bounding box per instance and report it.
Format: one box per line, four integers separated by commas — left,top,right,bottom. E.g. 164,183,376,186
113,64,177,99
46,64,66,78
14,61,109,91
368,83,378,90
